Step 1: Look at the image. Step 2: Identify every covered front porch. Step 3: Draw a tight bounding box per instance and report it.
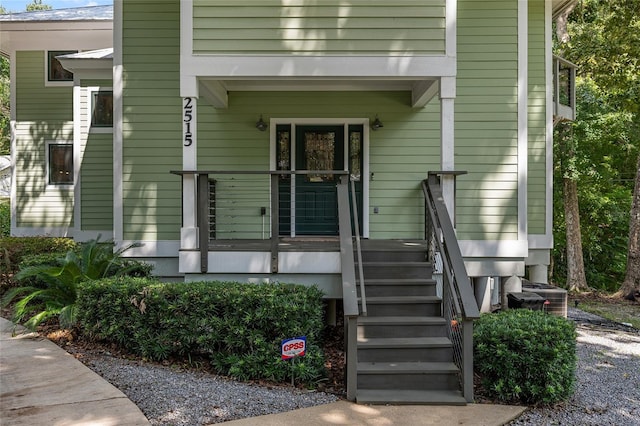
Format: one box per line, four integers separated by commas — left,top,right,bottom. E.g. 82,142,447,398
171,168,478,404
171,167,437,294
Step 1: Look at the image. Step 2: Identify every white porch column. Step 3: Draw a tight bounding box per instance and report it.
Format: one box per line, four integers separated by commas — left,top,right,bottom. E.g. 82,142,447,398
440,76,456,222
181,97,198,250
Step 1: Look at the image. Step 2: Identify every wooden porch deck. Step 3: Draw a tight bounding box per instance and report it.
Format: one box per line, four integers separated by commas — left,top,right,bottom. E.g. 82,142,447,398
208,238,428,252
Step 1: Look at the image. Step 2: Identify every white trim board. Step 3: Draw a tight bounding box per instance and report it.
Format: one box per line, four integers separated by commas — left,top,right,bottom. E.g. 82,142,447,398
113,0,123,245
459,240,529,258
518,0,529,242
10,227,111,241
73,79,82,236
120,240,181,258
544,0,554,243
528,234,553,249
179,251,341,275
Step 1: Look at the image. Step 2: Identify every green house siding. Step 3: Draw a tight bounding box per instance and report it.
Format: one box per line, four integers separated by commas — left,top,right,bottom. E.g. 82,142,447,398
455,0,519,241
528,0,547,235
80,79,113,231
193,0,446,55
198,91,440,239
14,50,74,228
122,1,182,241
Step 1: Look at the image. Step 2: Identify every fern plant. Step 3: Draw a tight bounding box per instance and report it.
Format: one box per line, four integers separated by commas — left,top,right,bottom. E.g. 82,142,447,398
1,237,144,330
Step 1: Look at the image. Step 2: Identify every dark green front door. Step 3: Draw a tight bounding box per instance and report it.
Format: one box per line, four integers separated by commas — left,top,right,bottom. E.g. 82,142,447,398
276,123,364,237
295,125,344,235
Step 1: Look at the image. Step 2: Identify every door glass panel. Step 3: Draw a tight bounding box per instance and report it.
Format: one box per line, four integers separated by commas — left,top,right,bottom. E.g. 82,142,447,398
349,130,361,181
276,125,292,235
276,125,291,181
304,131,335,182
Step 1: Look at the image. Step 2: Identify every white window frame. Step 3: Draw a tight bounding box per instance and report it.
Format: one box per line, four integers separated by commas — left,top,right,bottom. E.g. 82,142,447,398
44,50,77,87
88,87,114,134
553,55,577,122
46,141,74,189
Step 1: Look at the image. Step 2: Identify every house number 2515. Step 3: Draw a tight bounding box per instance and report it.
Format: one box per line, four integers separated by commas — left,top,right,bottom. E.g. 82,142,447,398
183,97,193,147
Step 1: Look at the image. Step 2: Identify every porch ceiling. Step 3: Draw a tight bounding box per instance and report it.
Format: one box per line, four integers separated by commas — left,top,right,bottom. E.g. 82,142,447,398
198,77,439,109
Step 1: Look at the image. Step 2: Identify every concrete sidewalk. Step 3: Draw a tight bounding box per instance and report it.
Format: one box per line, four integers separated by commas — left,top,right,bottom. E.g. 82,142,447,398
0,317,150,426
225,401,526,426
0,316,526,425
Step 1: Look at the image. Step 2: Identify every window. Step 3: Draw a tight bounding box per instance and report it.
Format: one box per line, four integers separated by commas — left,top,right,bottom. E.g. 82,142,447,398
47,51,76,83
48,143,73,185
91,91,113,127
553,55,577,122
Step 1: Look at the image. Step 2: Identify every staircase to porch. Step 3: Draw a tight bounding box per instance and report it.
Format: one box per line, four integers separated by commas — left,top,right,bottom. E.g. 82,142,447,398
354,245,466,405
337,173,478,405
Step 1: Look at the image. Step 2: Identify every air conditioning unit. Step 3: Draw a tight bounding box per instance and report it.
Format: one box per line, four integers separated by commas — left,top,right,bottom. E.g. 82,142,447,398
522,280,568,318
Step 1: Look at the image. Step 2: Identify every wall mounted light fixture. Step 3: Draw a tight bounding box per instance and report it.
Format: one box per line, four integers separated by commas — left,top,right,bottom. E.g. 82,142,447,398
371,115,384,131
256,115,268,131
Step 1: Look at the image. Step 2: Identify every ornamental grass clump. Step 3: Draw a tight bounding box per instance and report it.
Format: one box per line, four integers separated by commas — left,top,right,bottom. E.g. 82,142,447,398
474,309,577,404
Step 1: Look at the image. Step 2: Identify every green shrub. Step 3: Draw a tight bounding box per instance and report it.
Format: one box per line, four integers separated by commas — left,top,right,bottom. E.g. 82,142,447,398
19,252,68,270
1,238,148,329
0,237,77,276
474,309,577,404
0,200,9,237
77,278,327,385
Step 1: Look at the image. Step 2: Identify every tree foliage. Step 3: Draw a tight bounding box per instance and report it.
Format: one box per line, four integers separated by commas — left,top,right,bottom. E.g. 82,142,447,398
0,56,9,155
1,1,55,154
26,1,52,12
552,0,640,292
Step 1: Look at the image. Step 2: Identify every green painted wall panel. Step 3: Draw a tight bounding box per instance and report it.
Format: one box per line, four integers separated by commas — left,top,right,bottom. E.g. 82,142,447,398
197,91,440,239
456,0,519,241
79,79,113,231
192,0,446,55
528,0,547,235
14,51,74,228
81,133,113,230
122,0,182,241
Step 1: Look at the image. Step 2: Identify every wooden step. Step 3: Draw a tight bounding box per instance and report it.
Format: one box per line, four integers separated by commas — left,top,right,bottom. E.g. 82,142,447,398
357,278,437,297
359,261,433,279
358,249,427,263
357,361,460,390
361,296,441,316
356,389,467,405
357,337,453,362
357,316,447,338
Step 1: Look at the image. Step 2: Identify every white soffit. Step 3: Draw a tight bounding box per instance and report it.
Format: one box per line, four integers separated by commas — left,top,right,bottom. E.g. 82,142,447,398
197,77,439,109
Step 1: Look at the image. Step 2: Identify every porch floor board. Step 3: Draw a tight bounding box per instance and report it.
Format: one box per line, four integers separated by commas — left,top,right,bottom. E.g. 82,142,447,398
207,239,427,252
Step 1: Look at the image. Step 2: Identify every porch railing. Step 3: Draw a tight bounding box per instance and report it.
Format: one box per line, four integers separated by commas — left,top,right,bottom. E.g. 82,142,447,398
422,172,479,402
171,170,351,274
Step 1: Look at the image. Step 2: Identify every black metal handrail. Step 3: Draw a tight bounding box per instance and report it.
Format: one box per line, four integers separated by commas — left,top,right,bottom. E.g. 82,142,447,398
422,173,479,402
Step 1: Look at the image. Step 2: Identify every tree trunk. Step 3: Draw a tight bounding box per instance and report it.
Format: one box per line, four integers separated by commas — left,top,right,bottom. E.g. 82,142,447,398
617,153,640,300
555,5,575,45
564,177,589,291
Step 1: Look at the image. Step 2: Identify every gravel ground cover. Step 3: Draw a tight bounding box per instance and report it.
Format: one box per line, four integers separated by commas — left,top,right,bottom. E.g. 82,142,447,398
51,306,640,425
84,355,338,425
509,308,640,426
